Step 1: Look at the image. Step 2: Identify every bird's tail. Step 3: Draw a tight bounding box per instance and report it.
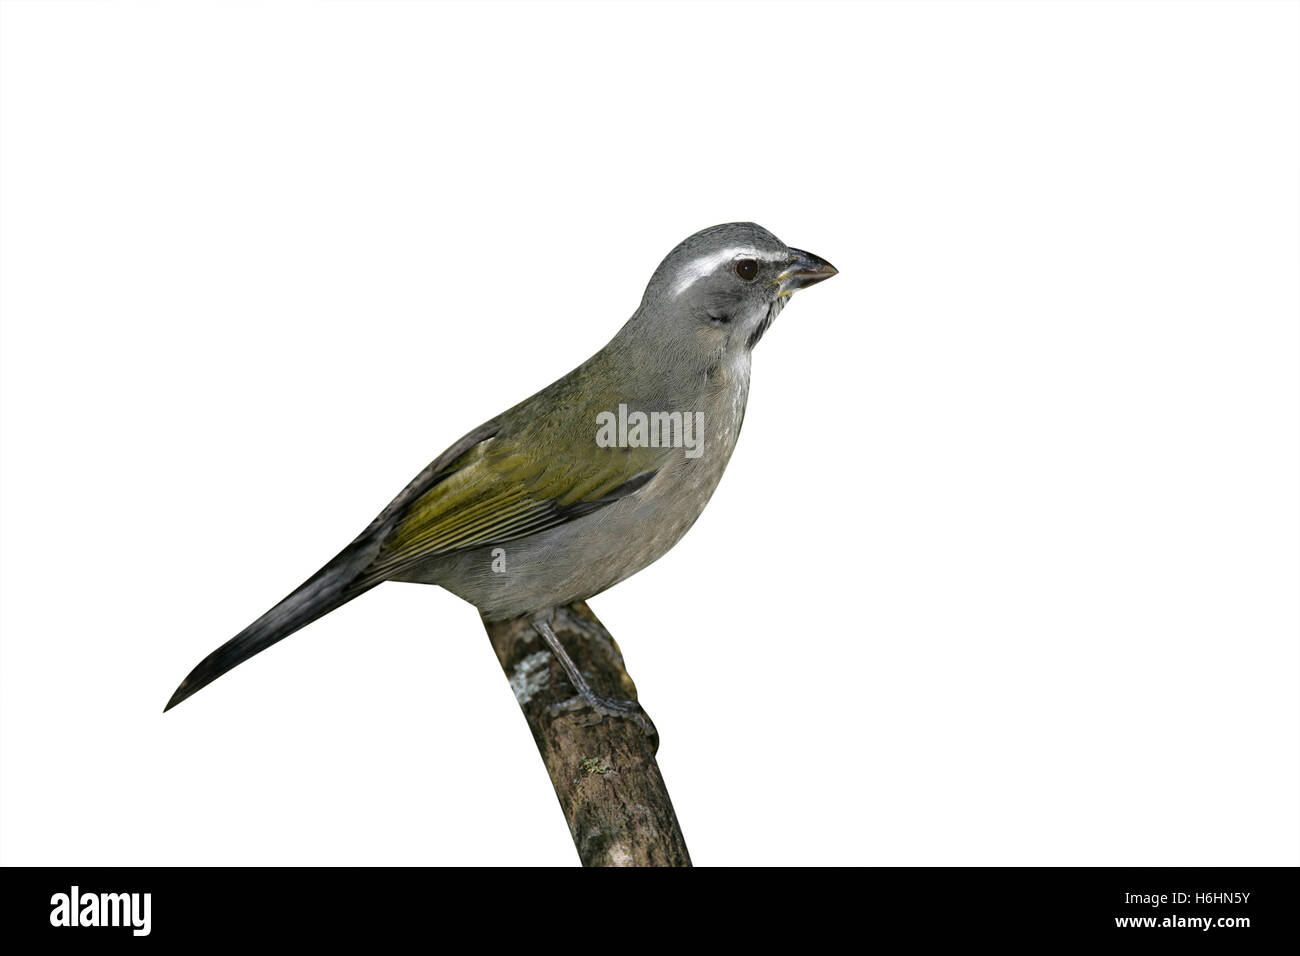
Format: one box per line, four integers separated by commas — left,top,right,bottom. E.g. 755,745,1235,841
163,537,382,712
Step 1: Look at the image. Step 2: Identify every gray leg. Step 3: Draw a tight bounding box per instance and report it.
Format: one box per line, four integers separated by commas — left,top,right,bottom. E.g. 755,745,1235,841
534,617,657,741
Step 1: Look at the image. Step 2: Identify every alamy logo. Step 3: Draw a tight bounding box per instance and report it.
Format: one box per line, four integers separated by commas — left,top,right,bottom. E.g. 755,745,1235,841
595,404,705,459
49,886,151,936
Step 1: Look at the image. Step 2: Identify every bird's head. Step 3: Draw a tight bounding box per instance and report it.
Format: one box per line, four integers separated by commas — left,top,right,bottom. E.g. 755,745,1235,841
629,222,837,359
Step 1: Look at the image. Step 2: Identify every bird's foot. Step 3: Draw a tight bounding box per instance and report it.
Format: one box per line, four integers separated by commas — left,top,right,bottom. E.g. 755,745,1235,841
548,693,659,750
532,614,658,752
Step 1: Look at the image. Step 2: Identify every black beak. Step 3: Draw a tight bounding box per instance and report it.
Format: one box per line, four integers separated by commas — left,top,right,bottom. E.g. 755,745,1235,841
779,247,839,295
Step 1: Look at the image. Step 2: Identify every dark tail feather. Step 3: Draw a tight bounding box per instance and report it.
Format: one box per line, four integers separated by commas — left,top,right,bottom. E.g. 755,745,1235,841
164,542,381,712
164,420,504,712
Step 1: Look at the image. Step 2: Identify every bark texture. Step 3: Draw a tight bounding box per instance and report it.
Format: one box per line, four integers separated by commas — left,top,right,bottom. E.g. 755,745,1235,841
482,601,691,867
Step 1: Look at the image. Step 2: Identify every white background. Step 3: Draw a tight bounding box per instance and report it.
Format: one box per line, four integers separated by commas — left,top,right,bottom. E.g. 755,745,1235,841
2,0,1297,867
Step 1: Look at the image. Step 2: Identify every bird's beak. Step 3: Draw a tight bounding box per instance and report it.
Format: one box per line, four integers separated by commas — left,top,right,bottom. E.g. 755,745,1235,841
775,248,839,297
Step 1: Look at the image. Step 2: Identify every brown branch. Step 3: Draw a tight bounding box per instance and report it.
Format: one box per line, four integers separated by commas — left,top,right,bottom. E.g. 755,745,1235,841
481,601,692,867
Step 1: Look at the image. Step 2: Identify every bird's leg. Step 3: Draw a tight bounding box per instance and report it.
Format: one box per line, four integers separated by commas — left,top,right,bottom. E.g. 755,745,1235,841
532,615,658,743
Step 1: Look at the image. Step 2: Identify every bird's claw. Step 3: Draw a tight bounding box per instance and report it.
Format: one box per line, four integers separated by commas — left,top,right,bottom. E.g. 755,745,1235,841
547,694,659,752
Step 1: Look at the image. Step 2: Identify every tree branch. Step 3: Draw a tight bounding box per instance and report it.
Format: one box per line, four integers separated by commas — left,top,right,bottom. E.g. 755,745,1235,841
481,601,692,867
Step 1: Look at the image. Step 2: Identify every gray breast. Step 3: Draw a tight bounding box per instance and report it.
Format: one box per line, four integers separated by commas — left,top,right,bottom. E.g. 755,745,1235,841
424,371,750,620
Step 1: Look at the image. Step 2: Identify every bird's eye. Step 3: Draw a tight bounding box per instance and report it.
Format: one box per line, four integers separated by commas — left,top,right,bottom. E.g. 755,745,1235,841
734,258,758,281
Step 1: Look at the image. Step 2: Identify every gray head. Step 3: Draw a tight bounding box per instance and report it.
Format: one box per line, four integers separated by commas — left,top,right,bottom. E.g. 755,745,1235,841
620,223,837,365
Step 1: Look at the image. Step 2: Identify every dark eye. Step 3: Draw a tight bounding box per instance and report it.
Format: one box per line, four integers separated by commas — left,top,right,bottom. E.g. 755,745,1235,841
734,258,758,281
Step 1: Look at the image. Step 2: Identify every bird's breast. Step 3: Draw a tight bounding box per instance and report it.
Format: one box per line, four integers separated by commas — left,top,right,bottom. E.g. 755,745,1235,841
429,364,752,619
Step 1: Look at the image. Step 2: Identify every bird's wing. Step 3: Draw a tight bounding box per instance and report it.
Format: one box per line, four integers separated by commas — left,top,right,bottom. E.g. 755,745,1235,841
165,399,666,708
359,427,665,583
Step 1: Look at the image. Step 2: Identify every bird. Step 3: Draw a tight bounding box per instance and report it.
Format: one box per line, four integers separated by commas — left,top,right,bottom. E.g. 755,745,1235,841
164,222,837,725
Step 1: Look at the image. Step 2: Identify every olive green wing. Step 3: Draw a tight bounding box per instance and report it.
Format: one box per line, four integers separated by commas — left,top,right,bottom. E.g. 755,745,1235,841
359,429,665,584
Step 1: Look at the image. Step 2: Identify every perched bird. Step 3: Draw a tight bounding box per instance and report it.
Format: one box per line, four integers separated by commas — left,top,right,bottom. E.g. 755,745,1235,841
165,222,836,723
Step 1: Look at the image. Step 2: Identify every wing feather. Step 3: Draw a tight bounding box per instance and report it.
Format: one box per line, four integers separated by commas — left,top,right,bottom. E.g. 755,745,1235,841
360,437,664,584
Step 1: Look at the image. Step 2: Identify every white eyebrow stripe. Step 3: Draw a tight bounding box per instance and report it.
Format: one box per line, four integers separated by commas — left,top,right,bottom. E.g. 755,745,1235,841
670,246,787,298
